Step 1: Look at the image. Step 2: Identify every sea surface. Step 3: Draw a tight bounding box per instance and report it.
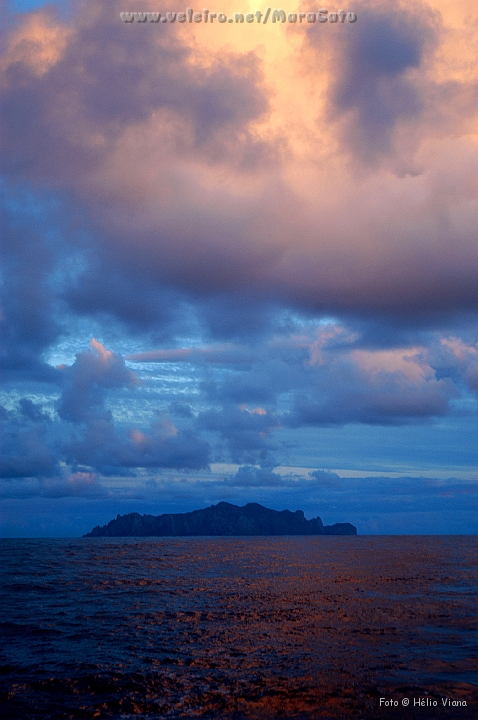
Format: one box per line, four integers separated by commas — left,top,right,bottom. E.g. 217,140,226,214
1,536,477,719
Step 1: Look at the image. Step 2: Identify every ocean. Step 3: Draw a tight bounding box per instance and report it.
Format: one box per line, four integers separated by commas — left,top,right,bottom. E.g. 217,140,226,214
1,536,477,719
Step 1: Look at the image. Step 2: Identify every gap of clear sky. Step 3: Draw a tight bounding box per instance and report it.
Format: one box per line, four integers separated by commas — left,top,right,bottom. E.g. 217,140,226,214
1,0,478,535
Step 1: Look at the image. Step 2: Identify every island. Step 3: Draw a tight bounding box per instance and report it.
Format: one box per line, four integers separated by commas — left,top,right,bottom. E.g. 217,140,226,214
84,502,357,537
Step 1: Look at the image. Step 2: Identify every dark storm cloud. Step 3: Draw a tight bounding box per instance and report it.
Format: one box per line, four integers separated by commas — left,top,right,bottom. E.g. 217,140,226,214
197,295,278,341
64,265,191,337
304,0,478,174
310,0,438,163
0,200,63,382
0,402,57,478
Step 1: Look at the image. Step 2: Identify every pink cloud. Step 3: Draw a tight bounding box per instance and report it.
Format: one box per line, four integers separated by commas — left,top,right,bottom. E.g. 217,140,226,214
2,0,478,331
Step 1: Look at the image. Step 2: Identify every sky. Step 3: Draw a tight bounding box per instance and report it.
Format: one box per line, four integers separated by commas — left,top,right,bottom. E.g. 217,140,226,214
1,0,478,536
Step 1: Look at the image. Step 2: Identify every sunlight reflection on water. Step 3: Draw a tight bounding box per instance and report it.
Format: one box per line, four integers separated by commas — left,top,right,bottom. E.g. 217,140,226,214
1,536,477,718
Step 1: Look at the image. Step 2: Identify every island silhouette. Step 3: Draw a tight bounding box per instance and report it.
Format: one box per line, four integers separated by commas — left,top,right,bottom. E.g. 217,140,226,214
84,502,357,537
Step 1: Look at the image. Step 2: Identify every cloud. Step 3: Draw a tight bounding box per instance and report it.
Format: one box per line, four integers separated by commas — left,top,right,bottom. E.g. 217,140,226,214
127,343,258,366
198,404,279,465
114,320,475,464
315,0,438,163
64,416,211,471
64,269,190,337
226,465,285,487
57,338,138,423
0,321,471,485
192,326,458,433
225,465,342,488
1,0,478,516
0,401,57,478
439,337,478,394
56,339,211,470
40,471,107,498
0,196,63,382
0,339,211,479
3,470,477,535
291,342,455,426
309,469,342,488
3,0,478,350
1,1,477,546
0,470,108,499
1,0,268,182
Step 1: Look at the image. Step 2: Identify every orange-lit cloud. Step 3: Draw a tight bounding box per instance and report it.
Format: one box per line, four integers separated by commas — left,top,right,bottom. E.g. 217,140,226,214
3,0,478,330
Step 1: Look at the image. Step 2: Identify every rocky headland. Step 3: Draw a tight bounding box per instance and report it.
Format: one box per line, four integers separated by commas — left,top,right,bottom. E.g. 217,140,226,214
84,502,357,537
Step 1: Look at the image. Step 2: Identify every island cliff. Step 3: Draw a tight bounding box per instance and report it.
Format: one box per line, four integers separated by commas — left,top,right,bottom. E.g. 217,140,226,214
84,502,357,537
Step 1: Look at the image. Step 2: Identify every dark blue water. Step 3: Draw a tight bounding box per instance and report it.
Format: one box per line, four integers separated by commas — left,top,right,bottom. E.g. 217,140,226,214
1,536,477,718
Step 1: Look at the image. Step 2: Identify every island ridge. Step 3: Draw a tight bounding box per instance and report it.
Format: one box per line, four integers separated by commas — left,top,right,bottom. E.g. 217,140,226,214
84,502,357,537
